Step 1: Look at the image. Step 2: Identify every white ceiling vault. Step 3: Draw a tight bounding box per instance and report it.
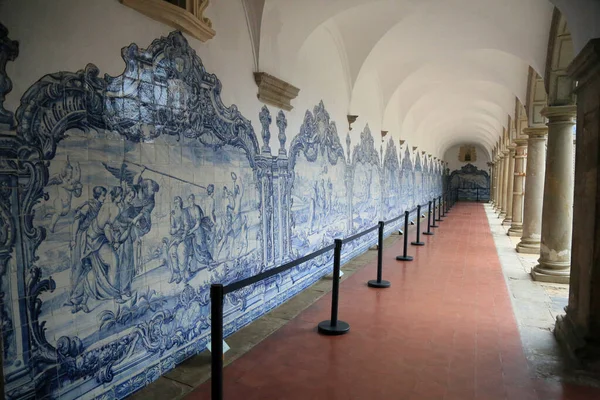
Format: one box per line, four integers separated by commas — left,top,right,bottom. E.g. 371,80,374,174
247,0,600,159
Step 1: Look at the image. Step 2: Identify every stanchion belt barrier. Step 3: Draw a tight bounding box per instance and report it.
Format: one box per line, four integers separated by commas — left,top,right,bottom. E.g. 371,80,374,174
209,194,448,400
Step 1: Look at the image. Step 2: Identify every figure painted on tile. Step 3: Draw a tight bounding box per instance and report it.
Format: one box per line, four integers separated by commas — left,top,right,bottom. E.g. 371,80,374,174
327,178,333,213
80,186,130,306
308,180,319,233
203,184,217,255
184,193,212,278
66,185,107,313
103,163,160,274
44,156,83,232
114,188,140,297
166,196,189,284
217,172,247,260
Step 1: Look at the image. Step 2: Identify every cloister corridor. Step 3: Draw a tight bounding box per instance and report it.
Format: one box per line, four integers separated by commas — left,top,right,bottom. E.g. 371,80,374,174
5,1,600,399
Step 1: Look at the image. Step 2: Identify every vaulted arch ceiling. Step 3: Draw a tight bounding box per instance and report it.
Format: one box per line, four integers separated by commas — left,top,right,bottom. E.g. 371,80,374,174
255,0,592,158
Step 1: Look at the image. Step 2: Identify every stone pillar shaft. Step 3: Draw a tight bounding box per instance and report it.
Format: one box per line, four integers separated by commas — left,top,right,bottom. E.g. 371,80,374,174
489,162,495,204
492,158,499,206
496,154,505,212
508,139,527,236
503,146,516,225
499,150,510,217
517,127,547,254
531,106,576,283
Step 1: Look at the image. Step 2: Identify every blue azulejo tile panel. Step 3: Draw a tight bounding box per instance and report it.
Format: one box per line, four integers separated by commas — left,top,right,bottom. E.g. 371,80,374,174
0,25,445,400
449,164,490,201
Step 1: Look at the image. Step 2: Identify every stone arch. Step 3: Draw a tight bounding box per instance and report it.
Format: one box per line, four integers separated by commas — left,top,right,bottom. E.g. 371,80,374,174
545,7,576,106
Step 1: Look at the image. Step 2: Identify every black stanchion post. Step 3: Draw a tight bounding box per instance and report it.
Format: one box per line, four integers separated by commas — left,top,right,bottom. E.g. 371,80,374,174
411,205,425,246
445,192,450,214
431,198,439,228
210,284,224,400
441,195,446,217
436,196,443,222
423,201,434,236
368,221,391,288
318,239,350,335
476,187,479,202
396,211,414,261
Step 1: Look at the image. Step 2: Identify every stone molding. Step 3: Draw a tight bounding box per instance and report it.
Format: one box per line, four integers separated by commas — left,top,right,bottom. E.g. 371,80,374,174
347,115,358,131
523,126,548,138
514,138,528,146
253,72,300,111
541,105,577,121
120,0,216,42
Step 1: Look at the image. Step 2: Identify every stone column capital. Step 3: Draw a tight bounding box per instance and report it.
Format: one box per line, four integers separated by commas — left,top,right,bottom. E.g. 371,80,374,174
502,149,510,155
514,138,528,147
541,105,577,121
523,126,548,139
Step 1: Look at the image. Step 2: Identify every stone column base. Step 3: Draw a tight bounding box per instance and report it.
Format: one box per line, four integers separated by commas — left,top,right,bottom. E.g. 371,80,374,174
531,261,570,284
507,224,522,237
502,217,512,225
516,238,540,254
555,314,600,381
499,212,507,219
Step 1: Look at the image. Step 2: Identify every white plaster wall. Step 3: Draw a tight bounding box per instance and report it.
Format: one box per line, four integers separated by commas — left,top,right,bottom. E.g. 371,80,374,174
444,144,490,172
289,23,352,155
1,0,262,133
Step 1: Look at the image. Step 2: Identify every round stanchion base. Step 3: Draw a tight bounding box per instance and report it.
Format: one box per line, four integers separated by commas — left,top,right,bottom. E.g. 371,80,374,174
368,279,391,288
396,255,414,261
423,231,434,236
317,320,350,335
431,224,439,228
411,241,425,246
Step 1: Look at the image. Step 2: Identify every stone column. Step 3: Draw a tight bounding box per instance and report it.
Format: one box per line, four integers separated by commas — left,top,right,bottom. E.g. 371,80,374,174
555,39,600,377
495,153,505,213
531,105,576,283
488,160,494,204
487,162,494,204
491,156,498,209
499,149,510,218
503,145,516,225
517,127,547,253
508,139,527,236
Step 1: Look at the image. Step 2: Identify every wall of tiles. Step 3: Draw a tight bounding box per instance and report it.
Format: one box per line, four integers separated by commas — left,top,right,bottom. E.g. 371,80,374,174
0,30,443,399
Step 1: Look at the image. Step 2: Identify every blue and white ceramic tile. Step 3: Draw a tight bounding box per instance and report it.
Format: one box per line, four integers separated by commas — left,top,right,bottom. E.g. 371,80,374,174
449,163,490,201
0,27,444,399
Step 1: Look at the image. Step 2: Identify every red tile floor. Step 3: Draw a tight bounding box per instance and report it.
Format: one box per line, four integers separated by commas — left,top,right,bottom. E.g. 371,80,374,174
189,203,600,399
